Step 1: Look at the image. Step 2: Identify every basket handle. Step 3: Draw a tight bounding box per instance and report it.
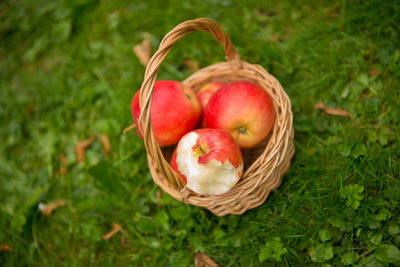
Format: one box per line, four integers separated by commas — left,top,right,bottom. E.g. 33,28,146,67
138,18,240,189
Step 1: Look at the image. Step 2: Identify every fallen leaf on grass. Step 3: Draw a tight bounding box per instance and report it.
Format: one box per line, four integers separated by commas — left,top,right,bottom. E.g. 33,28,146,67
314,101,354,120
195,253,218,267
102,222,122,240
0,244,12,252
100,134,111,156
59,153,67,176
307,149,316,155
183,59,199,71
59,166,66,176
133,38,151,66
156,190,162,206
120,233,126,245
59,153,67,164
39,200,66,216
122,124,136,134
75,135,96,163
368,69,381,76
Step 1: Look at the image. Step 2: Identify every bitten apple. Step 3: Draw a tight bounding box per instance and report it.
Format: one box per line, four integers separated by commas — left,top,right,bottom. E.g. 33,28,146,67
204,81,275,149
196,82,225,127
172,128,243,195
171,148,187,183
131,80,201,147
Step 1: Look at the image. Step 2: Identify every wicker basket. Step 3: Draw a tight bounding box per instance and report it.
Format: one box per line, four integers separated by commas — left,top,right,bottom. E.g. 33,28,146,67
137,18,295,216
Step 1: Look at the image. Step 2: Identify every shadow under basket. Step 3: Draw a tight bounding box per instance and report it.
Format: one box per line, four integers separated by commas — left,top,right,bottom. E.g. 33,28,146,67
137,18,295,216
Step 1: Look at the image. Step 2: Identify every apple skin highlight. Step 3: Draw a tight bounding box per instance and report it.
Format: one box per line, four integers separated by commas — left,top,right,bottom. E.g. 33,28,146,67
131,80,201,147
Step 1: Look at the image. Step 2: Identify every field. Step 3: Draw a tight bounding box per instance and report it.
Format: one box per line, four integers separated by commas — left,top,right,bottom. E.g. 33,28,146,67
1,0,399,266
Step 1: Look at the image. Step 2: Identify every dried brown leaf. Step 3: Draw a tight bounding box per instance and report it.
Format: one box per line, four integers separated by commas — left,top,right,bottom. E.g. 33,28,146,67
120,233,126,245
133,38,151,66
102,223,122,240
0,244,12,252
59,154,67,164
368,69,381,76
324,108,354,119
183,59,199,71
100,134,111,156
59,166,66,176
314,101,326,110
156,190,162,206
39,200,66,216
75,135,96,163
58,153,68,176
307,149,316,155
122,124,136,134
195,253,218,267
315,101,354,120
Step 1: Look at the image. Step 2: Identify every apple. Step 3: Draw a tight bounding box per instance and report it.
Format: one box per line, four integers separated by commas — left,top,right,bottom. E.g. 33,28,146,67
131,80,201,147
172,128,243,195
204,81,275,149
171,148,187,183
196,82,226,127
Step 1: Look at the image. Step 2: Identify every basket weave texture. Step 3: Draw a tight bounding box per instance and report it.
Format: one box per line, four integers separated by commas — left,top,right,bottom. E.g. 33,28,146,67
137,18,295,216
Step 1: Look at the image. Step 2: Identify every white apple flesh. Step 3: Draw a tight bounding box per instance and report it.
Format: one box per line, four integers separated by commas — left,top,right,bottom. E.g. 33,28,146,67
175,129,243,195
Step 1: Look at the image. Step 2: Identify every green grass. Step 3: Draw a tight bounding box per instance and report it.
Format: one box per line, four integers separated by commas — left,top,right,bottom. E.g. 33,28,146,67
1,0,400,265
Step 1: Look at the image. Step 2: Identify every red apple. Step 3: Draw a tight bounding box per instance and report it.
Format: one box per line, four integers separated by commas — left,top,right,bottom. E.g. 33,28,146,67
204,81,275,149
173,128,243,195
196,82,225,127
170,148,187,183
131,80,201,147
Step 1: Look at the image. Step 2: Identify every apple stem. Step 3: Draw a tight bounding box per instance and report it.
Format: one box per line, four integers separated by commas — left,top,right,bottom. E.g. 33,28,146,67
197,144,206,154
122,124,136,134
